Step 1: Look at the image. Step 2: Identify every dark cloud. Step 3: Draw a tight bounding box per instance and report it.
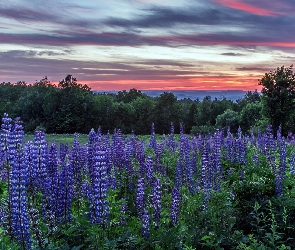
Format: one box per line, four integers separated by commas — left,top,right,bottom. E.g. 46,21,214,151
236,66,273,71
221,53,244,56
105,6,233,28
0,50,208,83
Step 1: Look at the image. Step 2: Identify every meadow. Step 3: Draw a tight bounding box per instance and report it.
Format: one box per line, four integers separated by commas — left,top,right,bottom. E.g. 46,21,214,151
1,114,295,249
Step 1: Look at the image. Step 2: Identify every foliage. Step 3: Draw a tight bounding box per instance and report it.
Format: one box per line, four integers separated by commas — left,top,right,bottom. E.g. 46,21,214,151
1,114,295,249
259,65,295,136
0,76,263,135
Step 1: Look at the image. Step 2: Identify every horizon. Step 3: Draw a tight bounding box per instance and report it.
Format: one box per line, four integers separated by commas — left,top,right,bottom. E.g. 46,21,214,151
1,0,294,91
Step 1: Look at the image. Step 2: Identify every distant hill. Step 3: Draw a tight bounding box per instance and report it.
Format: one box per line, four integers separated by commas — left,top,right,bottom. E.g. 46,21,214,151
94,90,255,102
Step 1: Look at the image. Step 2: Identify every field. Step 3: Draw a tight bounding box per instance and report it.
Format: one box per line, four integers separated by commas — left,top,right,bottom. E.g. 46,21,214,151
1,117,295,249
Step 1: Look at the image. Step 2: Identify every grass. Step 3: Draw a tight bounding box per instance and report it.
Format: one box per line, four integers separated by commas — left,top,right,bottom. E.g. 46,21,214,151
23,133,89,146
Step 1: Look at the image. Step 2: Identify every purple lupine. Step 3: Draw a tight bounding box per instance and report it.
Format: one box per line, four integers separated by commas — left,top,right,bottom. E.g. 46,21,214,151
290,151,295,175
155,142,165,175
125,141,134,191
88,128,97,182
0,113,12,169
225,127,234,162
186,153,195,194
0,114,13,238
136,177,145,218
152,178,162,228
170,187,181,226
146,156,154,185
265,125,277,173
175,161,182,189
55,161,74,224
149,123,157,150
201,147,211,210
70,134,82,197
120,198,127,226
33,130,49,191
276,141,287,197
168,122,175,151
89,148,109,226
142,209,150,240
252,148,259,167
212,130,223,191
9,118,31,249
47,141,58,177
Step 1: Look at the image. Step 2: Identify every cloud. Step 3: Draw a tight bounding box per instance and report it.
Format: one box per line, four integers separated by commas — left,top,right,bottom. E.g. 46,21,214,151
212,0,280,16
221,52,244,56
213,0,295,16
236,66,273,72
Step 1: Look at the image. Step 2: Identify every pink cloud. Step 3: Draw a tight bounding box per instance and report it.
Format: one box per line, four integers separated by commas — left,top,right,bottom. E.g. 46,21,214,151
213,0,280,16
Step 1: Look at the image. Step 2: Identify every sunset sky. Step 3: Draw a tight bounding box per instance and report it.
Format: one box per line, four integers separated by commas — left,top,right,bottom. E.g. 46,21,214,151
0,0,295,91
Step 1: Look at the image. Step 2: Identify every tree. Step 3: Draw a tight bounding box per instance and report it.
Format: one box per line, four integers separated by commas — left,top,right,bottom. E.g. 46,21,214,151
216,109,240,133
239,102,262,133
153,92,181,134
259,65,295,135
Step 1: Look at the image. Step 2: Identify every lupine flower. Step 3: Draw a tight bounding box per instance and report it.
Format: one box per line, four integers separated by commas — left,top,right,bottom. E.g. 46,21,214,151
152,178,162,228
202,147,211,210
149,123,157,150
120,198,127,226
290,151,295,175
170,187,181,226
175,161,182,189
142,209,150,239
33,130,49,191
9,118,31,249
146,156,154,185
155,142,164,175
89,148,109,225
276,141,287,197
168,122,175,151
54,161,74,223
136,177,145,218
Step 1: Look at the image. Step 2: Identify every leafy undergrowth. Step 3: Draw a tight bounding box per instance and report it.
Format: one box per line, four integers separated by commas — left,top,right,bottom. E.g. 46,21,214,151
1,116,295,249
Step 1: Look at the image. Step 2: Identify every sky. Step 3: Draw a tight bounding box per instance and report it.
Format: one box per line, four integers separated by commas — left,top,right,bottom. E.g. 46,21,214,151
0,0,295,91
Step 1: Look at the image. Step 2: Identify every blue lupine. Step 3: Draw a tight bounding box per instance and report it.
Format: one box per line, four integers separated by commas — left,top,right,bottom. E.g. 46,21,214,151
152,178,162,228
0,113,12,169
33,130,49,191
170,187,181,226
290,151,295,175
175,161,182,189
142,209,150,239
168,122,175,151
276,141,287,197
89,148,109,225
202,147,211,210
120,198,127,226
146,156,154,185
155,142,164,175
252,148,259,167
136,177,145,218
9,118,31,249
149,122,157,150
54,161,74,224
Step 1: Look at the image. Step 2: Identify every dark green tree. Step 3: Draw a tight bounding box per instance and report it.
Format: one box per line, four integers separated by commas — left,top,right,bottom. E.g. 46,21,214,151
116,88,147,103
56,75,95,133
153,92,181,134
239,102,262,133
259,65,295,135
216,109,240,133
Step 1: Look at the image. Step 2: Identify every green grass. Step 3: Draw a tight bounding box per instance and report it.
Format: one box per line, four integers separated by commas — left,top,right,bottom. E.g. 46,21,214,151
24,133,89,146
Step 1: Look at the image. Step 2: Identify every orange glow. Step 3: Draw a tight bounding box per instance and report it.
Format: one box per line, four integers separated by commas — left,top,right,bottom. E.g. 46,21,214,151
78,75,263,91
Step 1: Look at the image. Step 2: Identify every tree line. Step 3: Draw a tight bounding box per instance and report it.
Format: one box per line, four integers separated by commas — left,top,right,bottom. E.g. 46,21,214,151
1,65,294,135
